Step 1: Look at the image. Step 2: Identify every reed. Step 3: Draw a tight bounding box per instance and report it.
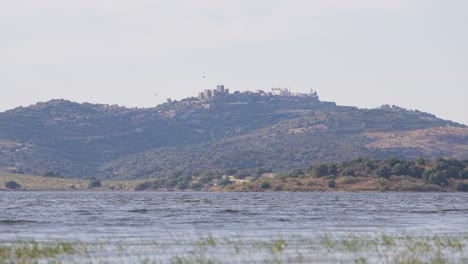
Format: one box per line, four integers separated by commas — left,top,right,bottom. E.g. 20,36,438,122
0,234,467,263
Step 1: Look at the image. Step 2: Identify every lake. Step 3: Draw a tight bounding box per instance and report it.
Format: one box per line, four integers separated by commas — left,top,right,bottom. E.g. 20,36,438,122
1,192,467,263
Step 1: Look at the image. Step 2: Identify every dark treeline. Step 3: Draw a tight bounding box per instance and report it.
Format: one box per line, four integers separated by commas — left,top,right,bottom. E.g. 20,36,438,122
288,157,468,191
134,158,468,192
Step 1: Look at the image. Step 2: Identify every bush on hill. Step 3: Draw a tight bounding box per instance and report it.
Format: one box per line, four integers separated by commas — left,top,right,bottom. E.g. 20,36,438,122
5,181,20,190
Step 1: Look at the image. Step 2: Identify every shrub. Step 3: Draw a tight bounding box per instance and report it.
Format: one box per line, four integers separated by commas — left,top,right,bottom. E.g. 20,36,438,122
391,164,406,176
342,168,355,177
191,182,203,190
5,181,20,190
260,181,271,189
198,174,214,184
134,182,151,191
217,178,232,187
165,179,178,189
88,180,102,188
407,165,424,178
274,184,283,191
278,173,288,180
385,157,401,167
327,180,336,188
416,158,427,166
224,168,237,176
395,179,440,192
287,169,303,178
339,176,357,184
364,160,378,170
375,178,389,191
312,164,329,177
176,181,189,190
234,170,250,179
327,163,338,175
376,165,391,179
424,171,449,186
455,182,468,192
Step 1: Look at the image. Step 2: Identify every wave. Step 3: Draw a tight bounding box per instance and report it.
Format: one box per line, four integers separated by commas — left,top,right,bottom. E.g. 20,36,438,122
0,219,36,224
127,209,149,213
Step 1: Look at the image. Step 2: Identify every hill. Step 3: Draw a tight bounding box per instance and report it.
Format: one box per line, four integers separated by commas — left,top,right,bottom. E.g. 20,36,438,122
0,87,466,179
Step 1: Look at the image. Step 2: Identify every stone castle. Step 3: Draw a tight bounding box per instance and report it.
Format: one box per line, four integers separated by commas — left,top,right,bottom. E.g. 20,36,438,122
197,85,318,102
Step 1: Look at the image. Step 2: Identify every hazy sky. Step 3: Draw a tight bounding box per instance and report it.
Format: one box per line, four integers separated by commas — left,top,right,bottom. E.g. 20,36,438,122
1,0,467,124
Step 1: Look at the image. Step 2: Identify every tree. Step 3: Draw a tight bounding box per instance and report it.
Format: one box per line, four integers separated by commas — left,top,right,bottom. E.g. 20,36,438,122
342,168,355,177
5,181,20,190
217,178,232,187
287,169,303,178
455,182,468,192
407,165,424,178
312,164,329,177
424,171,449,186
260,181,271,189
134,182,151,191
191,182,203,190
327,163,338,176
385,157,400,167
376,165,391,179
88,179,102,188
391,163,406,176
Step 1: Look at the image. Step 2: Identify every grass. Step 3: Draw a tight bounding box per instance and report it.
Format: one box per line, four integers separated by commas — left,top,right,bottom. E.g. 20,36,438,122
1,234,467,263
0,240,82,264
0,172,146,191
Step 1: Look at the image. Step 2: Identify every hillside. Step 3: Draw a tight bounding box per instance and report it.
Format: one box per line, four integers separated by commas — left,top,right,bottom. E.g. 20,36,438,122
0,88,466,179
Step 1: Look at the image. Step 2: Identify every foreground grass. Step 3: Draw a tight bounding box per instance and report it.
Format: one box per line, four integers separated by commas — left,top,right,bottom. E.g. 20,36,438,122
0,241,84,264
1,234,467,263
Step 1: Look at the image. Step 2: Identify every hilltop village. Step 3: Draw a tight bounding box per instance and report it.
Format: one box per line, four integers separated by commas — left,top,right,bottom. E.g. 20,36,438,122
159,85,336,114
196,85,319,102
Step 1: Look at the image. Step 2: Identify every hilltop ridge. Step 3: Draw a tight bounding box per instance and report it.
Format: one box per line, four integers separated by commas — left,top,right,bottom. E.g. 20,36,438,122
0,86,466,179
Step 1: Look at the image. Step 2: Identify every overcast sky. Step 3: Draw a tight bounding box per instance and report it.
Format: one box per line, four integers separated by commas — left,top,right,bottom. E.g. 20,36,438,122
1,0,467,124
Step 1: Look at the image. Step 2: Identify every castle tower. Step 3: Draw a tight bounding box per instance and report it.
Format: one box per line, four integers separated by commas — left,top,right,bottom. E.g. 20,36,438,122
216,85,225,93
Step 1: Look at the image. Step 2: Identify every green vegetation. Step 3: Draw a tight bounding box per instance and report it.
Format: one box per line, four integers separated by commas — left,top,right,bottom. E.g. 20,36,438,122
4,181,20,190
1,234,467,263
455,182,468,192
2,158,468,192
0,172,146,191
88,179,102,188
260,181,271,189
116,157,468,192
0,240,80,263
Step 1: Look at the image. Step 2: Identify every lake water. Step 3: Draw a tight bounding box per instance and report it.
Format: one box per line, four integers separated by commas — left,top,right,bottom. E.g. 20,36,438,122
1,192,467,263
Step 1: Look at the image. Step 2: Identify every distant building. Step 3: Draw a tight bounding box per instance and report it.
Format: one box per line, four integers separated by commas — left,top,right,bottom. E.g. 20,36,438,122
271,87,291,96
204,89,212,99
198,92,205,100
198,85,229,101
291,89,318,98
197,85,317,101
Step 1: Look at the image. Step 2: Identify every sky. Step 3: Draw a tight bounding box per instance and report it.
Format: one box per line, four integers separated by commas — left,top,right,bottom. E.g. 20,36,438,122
1,0,467,125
